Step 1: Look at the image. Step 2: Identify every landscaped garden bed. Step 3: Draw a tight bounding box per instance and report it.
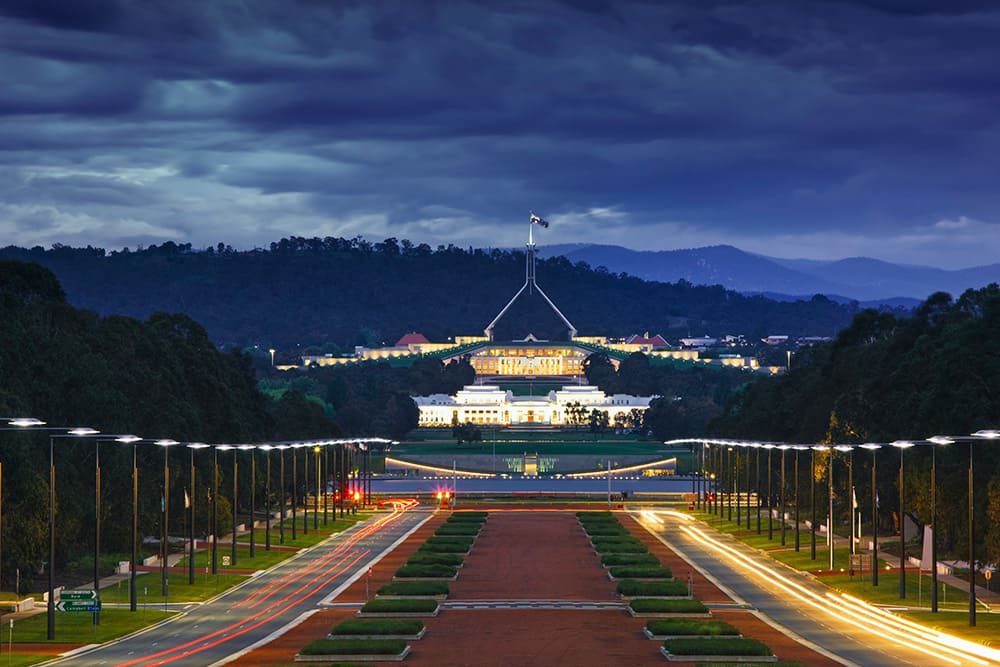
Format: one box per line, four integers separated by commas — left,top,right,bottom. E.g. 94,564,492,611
609,565,673,580
329,619,426,640
417,542,471,554
377,581,449,598
357,598,439,617
628,598,710,617
296,638,410,662
601,553,660,567
659,637,775,662
393,564,458,580
643,619,740,640
591,537,648,554
435,524,481,536
406,552,465,567
617,579,690,598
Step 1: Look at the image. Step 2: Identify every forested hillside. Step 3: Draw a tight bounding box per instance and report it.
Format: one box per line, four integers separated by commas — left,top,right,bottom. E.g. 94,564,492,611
0,238,860,349
708,285,1000,565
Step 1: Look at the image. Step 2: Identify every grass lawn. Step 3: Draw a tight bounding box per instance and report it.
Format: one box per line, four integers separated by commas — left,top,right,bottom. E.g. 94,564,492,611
822,574,969,609
8,608,174,643
99,571,248,603
904,610,1000,648
232,514,370,549
176,544,298,571
3,655,53,667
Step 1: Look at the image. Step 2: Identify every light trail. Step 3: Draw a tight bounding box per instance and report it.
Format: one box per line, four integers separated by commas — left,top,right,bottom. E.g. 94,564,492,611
645,510,999,666
114,502,415,667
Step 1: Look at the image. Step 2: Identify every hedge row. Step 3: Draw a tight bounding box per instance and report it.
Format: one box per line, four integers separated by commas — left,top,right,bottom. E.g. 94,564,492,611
331,619,425,636
377,581,449,596
394,564,457,579
609,565,673,579
661,637,773,657
406,552,464,567
601,553,660,567
360,598,439,613
300,638,408,655
617,579,689,597
646,619,739,637
629,598,708,614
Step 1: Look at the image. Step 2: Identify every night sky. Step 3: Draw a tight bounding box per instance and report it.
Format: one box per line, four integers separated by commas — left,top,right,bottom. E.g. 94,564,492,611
1,1,998,268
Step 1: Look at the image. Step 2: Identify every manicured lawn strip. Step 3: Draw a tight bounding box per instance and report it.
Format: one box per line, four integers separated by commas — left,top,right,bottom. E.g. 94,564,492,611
584,527,630,537
175,545,293,570
377,581,449,596
406,553,465,567
577,511,615,519
418,542,470,553
423,536,474,547
452,511,488,518
821,573,969,609
904,611,1000,647
435,525,481,536
602,553,660,567
662,637,773,657
10,608,174,642
630,599,708,614
99,572,247,603
591,536,643,548
394,564,457,578
331,619,425,636
647,620,739,637
610,566,673,579
617,579,689,597
592,541,648,554
301,638,407,655
360,598,439,613
445,515,487,523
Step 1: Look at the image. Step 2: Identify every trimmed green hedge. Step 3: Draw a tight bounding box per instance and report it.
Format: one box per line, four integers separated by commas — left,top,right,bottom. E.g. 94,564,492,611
577,511,615,520
662,637,773,657
331,619,425,636
435,525,481,536
617,579,689,597
418,542,470,553
629,598,708,613
423,535,474,547
646,619,739,636
446,514,487,523
360,598,439,613
377,581,449,596
584,527,630,537
394,564,457,578
406,552,464,567
592,540,647,554
453,511,488,518
301,638,408,655
602,553,660,567
610,566,673,579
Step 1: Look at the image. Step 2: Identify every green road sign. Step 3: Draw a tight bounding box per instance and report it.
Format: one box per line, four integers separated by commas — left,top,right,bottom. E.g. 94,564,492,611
56,600,101,613
61,590,97,601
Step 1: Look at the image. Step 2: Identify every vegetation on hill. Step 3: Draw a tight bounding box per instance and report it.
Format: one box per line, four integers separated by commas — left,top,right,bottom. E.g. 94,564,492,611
0,238,859,350
709,284,1000,568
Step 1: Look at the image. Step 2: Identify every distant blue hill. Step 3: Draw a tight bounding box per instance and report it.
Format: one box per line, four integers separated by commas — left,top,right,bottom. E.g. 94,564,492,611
536,244,1000,302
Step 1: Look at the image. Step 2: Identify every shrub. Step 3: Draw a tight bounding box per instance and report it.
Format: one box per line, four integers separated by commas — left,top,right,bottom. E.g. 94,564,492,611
406,552,465,567
584,526,630,537
435,525,480,536
447,514,487,523
453,511,488,518
418,542,470,553
601,553,660,567
577,511,615,520
661,637,773,657
300,638,408,655
360,598,439,613
377,581,449,596
331,619,425,636
610,566,673,579
629,598,708,614
394,564,456,578
592,539,647,554
424,535,474,546
646,619,739,636
617,579,689,597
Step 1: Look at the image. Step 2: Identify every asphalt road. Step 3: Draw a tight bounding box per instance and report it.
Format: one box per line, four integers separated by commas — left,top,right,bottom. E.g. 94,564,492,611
633,508,1000,667
52,505,430,667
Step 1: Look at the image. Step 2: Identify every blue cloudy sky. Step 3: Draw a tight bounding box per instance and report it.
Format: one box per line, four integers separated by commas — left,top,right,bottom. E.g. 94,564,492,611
1,0,998,268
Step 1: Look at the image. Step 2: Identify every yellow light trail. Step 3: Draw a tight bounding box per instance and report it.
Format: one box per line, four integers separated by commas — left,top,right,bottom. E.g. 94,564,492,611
644,510,1000,666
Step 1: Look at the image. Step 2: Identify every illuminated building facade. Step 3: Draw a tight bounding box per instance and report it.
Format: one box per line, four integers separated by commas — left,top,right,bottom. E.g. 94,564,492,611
413,384,653,427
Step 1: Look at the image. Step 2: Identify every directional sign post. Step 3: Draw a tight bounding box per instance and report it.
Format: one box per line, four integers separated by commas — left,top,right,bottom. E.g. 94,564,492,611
58,590,100,613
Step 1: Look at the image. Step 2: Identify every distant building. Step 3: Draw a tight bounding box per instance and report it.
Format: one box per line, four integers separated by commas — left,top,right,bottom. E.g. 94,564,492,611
762,335,789,346
413,384,654,427
679,336,718,348
625,333,670,348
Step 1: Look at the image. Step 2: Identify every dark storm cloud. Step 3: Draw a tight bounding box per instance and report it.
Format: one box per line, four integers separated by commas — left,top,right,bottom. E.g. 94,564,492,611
0,0,999,266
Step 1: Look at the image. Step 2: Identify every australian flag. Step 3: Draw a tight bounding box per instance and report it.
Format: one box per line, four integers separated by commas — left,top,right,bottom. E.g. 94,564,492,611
529,212,549,228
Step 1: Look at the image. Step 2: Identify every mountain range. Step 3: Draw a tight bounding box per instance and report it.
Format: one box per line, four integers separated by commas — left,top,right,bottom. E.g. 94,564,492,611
536,244,1000,304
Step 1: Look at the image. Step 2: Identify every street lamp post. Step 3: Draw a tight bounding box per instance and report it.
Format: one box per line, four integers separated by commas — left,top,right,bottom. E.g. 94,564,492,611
793,446,803,551
780,445,788,546
302,445,309,535
735,446,741,526
187,444,209,584
891,440,915,599
313,446,320,530
261,445,272,551
211,445,219,575
291,444,298,540
155,439,179,599
241,445,256,559
927,436,953,613
765,445,774,540
860,444,880,587
755,444,762,534
323,444,329,526
810,446,817,560
277,445,287,545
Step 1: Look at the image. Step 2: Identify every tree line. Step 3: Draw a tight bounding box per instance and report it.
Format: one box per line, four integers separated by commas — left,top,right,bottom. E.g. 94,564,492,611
0,237,861,351
708,285,1000,569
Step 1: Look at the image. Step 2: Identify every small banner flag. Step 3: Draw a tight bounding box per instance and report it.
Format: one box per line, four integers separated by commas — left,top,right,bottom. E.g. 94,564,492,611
184,488,190,509
529,212,549,228
851,486,857,510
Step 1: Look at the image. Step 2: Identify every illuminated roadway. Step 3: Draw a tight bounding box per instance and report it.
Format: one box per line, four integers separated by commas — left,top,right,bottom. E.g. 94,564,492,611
52,503,429,667
634,509,1000,667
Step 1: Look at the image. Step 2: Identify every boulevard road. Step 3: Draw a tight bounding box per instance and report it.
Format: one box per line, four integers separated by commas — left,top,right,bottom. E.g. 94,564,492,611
633,508,1000,667
53,504,429,667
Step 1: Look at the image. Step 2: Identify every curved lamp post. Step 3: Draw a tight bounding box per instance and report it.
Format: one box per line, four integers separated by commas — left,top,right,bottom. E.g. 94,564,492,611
859,443,880,586
890,440,915,599
834,445,854,570
764,444,775,540
187,443,210,584
155,439,179,599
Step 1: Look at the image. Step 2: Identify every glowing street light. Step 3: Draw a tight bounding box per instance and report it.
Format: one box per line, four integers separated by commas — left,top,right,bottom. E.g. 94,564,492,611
187,443,210,584
154,439,179,599
859,443,881,586
890,440,915,599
